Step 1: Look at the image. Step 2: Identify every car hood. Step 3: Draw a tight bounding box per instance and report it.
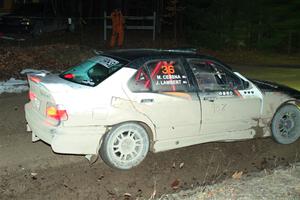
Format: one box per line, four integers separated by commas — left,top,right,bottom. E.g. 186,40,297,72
251,79,300,99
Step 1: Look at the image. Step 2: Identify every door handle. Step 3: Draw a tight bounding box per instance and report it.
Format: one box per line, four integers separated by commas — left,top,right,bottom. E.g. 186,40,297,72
141,99,154,103
203,97,216,102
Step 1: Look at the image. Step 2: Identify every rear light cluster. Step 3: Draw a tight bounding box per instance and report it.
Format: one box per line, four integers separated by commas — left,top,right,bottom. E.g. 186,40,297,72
46,103,68,121
63,74,75,79
28,91,36,101
29,76,41,83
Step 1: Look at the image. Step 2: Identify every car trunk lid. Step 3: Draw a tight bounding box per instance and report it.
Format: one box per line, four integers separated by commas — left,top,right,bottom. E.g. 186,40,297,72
27,73,77,125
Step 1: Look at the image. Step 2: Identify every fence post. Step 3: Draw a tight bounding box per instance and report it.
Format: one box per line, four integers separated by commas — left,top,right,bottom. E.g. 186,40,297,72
153,12,156,41
104,11,107,41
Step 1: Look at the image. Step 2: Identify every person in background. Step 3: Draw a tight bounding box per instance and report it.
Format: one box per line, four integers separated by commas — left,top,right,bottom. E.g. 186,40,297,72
110,9,125,48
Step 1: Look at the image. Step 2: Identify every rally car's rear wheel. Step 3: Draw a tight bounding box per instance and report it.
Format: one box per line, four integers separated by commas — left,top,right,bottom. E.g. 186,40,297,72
271,104,300,144
100,122,149,170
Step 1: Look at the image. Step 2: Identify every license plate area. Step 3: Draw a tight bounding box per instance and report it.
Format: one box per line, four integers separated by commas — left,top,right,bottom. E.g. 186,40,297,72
33,98,41,110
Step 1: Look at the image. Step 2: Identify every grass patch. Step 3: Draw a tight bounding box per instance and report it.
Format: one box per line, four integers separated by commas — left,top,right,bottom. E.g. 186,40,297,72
233,66,300,91
215,50,300,66
217,51,300,66
208,49,300,91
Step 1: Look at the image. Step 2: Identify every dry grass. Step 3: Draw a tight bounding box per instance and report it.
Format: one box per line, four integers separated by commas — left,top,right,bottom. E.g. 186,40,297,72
157,153,300,200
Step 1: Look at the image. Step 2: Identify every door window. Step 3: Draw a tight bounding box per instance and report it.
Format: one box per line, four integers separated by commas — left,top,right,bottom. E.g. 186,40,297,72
128,59,190,92
188,59,243,92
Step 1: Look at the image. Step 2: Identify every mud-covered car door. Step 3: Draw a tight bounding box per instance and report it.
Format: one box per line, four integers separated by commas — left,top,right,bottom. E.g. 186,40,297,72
187,59,263,136
128,58,201,141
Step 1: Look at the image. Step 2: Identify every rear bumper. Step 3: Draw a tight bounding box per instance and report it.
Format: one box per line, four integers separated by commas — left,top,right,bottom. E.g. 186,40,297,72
25,102,107,155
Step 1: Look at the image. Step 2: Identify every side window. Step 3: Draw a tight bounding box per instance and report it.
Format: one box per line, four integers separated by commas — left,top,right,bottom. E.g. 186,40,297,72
128,59,190,92
128,67,151,92
147,59,190,92
188,59,243,91
209,62,244,90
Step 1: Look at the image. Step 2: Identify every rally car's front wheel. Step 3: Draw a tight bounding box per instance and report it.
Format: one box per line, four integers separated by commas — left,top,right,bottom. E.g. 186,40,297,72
271,104,300,144
100,122,149,170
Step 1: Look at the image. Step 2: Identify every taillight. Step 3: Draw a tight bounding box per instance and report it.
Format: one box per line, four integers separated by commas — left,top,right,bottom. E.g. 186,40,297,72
29,91,36,101
63,73,75,79
29,76,41,83
46,103,68,121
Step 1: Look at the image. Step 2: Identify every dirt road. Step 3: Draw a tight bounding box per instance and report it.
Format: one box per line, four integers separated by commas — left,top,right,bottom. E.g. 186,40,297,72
0,93,299,200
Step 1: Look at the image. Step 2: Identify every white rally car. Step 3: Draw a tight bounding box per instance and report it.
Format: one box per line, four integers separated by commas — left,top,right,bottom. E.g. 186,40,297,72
25,49,300,170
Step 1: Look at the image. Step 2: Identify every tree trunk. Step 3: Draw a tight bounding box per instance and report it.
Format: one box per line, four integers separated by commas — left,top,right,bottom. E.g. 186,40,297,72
288,31,292,54
89,0,94,18
173,1,177,42
257,20,262,45
51,0,57,16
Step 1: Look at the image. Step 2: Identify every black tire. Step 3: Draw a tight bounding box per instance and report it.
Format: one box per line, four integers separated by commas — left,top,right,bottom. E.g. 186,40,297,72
100,122,149,170
271,104,300,144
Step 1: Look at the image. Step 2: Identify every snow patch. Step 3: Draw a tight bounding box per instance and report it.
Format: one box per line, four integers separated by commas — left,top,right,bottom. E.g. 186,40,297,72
0,69,51,94
21,69,50,76
0,78,28,94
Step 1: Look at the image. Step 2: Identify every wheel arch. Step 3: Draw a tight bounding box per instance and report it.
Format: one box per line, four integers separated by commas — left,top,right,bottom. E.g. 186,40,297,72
274,99,299,114
99,121,154,169
271,99,298,126
137,121,155,152
98,120,156,153
270,99,300,144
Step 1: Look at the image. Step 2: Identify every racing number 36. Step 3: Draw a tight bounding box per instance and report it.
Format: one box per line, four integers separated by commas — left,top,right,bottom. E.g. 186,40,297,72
162,65,175,74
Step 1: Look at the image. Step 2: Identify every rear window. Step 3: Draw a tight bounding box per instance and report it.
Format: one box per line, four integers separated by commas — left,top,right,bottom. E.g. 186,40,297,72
60,56,127,86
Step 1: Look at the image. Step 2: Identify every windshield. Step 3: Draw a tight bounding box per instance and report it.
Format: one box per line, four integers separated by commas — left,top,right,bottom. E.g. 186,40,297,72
60,56,127,86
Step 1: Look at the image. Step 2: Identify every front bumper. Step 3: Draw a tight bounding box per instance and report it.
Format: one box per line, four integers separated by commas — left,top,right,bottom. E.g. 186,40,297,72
25,102,107,155
0,24,32,34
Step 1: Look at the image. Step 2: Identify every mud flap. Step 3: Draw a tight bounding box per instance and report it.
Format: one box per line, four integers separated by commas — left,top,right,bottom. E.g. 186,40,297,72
85,154,99,165
27,124,40,142
85,136,104,165
26,124,32,132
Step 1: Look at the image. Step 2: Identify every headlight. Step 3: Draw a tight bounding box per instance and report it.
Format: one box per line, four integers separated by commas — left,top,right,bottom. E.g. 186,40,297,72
21,18,31,25
21,21,30,25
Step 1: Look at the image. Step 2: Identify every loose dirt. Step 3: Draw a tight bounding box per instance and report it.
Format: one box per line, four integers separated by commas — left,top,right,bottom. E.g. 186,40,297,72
0,93,299,200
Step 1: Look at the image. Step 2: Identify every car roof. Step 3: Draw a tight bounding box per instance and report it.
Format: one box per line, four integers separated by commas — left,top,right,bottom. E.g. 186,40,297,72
99,48,203,61
97,48,232,70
